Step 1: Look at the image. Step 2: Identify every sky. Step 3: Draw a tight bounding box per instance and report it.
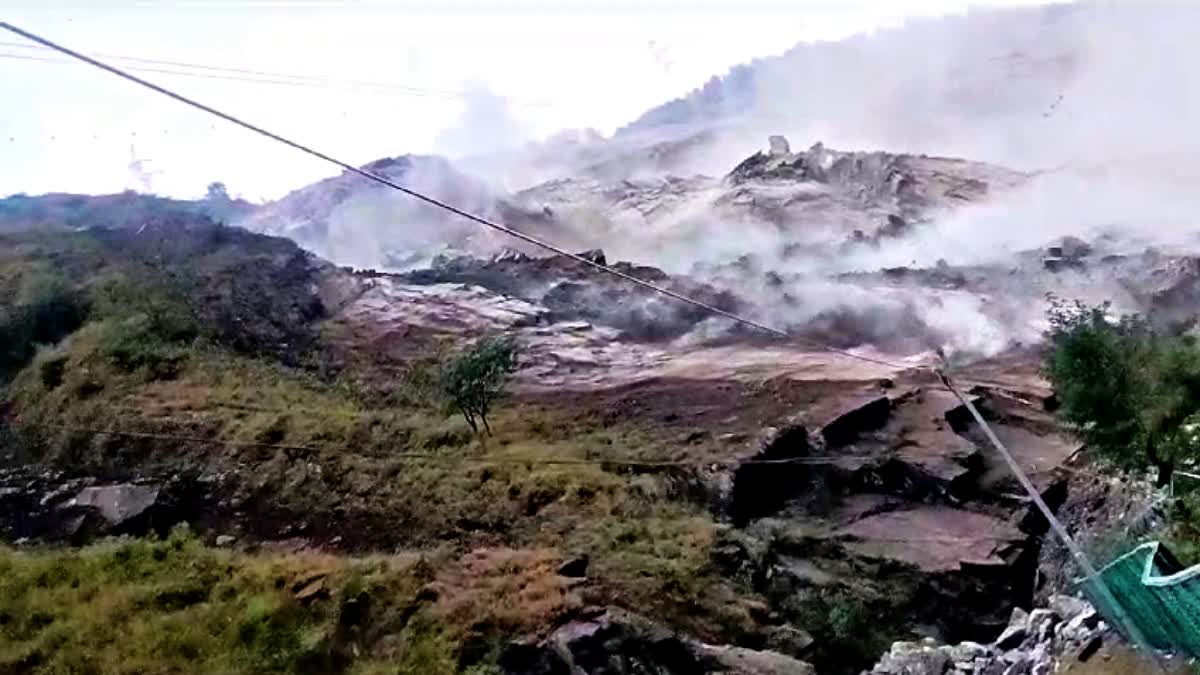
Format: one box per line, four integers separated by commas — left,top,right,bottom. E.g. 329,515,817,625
1,0,1061,200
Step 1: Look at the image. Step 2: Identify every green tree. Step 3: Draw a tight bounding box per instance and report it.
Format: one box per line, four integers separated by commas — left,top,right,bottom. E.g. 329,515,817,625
438,336,519,435
1043,298,1200,486
0,270,88,380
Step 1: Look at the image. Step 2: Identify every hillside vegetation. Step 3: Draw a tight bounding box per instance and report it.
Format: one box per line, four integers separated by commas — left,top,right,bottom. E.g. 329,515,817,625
0,208,803,673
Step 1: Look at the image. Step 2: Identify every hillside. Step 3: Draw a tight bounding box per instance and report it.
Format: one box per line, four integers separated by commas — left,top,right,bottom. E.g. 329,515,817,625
4,4,1200,672
4,124,1200,674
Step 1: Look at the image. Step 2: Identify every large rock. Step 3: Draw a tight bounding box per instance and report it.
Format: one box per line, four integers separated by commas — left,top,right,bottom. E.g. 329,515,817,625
994,608,1029,650
0,468,221,545
499,608,815,675
871,640,952,674
1025,609,1058,645
1046,595,1091,625
73,484,160,525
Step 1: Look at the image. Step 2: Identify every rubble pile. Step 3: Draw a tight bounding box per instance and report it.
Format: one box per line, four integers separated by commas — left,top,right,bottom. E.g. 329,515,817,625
868,595,1110,675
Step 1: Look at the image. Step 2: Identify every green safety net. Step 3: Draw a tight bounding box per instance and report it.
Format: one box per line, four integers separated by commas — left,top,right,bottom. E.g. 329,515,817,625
1076,542,1200,657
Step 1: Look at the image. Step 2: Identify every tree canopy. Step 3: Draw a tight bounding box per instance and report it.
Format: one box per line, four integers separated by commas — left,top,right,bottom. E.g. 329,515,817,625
438,335,519,435
1043,298,1200,485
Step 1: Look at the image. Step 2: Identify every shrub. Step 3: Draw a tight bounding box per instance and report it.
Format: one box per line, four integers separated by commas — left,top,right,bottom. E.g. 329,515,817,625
1043,297,1200,486
436,336,520,435
0,271,88,380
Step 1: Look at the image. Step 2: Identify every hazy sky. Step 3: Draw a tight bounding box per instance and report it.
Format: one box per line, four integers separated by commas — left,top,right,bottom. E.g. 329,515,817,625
1,0,1059,200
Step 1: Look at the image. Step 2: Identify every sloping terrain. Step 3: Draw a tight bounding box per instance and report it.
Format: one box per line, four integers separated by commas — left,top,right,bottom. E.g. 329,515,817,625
5,122,1200,675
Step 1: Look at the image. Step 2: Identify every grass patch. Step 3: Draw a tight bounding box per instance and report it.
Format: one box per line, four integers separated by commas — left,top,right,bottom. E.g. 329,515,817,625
0,530,583,674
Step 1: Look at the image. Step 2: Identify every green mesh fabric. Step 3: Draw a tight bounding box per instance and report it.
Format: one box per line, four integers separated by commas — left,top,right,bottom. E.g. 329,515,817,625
1077,542,1200,657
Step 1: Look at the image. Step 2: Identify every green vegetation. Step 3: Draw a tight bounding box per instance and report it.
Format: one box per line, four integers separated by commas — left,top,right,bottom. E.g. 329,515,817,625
0,212,827,672
1043,298,1200,486
787,587,901,669
0,266,88,380
0,527,575,674
1044,298,1200,565
436,336,519,435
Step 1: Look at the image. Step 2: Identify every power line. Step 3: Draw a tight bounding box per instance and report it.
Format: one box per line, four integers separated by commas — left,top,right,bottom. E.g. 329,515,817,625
0,51,379,90
0,42,554,106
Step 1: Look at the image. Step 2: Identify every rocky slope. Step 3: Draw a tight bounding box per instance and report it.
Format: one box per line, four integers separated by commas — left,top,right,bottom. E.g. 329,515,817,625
6,121,1200,673
868,595,1111,675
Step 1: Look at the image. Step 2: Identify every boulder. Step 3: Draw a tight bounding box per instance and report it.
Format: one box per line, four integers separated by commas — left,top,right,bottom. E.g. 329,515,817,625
872,641,951,675
768,136,792,157
1046,595,1091,625
73,484,160,526
1026,643,1052,675
946,641,990,665
1059,608,1100,644
1025,609,1058,644
994,608,1029,650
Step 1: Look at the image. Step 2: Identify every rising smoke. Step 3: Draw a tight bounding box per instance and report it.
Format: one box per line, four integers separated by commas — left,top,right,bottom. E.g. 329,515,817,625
243,3,1200,358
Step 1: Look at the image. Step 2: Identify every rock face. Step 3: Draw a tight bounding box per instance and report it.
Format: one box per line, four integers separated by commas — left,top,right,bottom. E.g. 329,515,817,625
397,250,744,342
867,595,1109,675
715,382,1079,659
499,609,815,675
73,485,160,526
0,468,218,544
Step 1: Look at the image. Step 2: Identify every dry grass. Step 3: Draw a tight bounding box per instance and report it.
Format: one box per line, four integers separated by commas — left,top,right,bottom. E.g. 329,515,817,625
1059,644,1196,674
0,531,596,674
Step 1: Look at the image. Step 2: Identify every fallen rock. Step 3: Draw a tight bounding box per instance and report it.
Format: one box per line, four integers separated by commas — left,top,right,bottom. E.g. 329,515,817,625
73,484,160,526
215,534,237,547
1047,595,1091,624
1059,607,1100,644
867,597,1106,675
994,608,1029,650
871,640,952,674
947,641,990,665
768,135,792,157
1026,609,1058,644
